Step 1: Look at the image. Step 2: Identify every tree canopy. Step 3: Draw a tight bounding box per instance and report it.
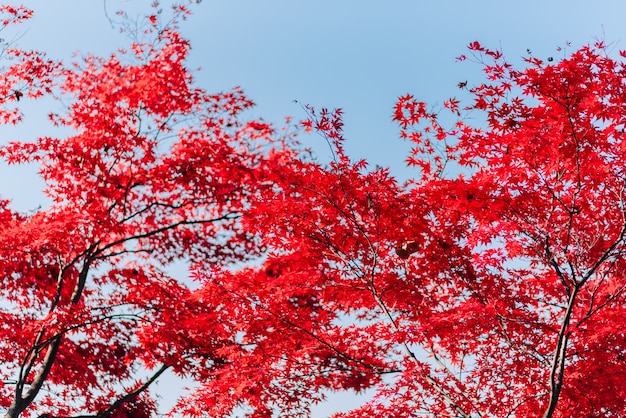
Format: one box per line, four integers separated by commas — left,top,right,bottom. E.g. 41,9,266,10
0,3,625,418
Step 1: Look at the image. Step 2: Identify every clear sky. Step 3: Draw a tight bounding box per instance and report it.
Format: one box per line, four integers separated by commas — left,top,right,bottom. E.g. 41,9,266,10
1,0,626,416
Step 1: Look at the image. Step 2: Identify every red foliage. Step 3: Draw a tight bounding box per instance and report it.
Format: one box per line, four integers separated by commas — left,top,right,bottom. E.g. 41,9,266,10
1,3,625,418
189,43,626,417
0,4,296,418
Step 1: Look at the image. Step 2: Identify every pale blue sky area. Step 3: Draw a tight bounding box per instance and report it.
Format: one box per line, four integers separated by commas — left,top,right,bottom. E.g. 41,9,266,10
1,0,625,416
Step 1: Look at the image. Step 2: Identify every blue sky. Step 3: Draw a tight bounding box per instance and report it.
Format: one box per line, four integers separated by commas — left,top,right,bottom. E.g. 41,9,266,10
2,0,626,415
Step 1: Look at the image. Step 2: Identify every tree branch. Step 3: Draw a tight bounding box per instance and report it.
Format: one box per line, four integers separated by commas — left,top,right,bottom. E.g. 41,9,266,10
541,286,577,418
95,364,169,418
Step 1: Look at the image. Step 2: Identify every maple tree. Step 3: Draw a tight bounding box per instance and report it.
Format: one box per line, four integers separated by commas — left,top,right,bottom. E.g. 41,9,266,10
186,44,626,417
1,2,626,418
0,3,298,417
